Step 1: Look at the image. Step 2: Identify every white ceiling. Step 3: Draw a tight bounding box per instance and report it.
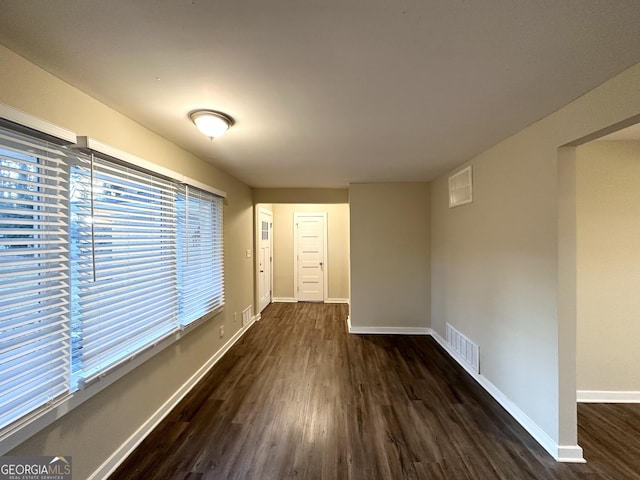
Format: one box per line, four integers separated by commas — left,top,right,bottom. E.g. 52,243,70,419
1,1,640,188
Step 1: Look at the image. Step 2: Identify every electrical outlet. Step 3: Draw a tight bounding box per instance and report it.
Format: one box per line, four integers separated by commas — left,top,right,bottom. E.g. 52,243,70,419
219,325,224,338
234,312,238,323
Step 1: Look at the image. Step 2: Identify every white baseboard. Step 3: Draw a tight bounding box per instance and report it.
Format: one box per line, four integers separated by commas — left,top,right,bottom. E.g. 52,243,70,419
348,324,432,335
557,445,586,463
346,315,430,335
325,298,350,304
93,311,586,476
272,297,350,305
430,331,584,463
577,390,640,403
253,313,261,322
89,317,257,480
344,322,583,462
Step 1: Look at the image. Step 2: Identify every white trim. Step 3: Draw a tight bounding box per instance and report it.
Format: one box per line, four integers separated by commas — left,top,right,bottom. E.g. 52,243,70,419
0,102,76,142
325,298,350,304
273,297,298,303
293,212,328,302
430,331,584,463
257,207,274,313
348,324,432,335
75,136,227,197
343,320,585,463
89,317,257,480
557,445,587,463
577,390,640,403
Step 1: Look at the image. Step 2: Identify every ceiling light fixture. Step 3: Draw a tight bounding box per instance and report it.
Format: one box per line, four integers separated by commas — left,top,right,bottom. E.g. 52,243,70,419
189,110,234,139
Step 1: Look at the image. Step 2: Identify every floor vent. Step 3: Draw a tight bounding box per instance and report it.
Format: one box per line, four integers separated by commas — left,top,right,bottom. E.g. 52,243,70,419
446,323,480,374
242,306,253,327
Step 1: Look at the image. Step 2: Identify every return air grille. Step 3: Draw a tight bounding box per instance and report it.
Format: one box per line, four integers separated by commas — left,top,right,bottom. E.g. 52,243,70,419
242,305,253,327
449,166,473,207
446,323,480,374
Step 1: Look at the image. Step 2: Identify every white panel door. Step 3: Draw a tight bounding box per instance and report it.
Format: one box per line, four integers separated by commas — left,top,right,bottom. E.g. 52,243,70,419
294,213,326,302
258,208,273,312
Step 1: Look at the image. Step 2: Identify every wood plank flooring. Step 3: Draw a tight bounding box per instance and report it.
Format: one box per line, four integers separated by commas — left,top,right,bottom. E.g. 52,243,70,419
108,303,640,479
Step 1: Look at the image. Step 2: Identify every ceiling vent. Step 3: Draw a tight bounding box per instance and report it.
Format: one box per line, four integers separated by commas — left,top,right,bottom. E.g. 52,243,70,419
449,166,473,208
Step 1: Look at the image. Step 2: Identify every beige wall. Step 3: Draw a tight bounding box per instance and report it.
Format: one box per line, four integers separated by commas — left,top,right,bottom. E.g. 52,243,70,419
0,45,255,478
272,203,350,300
431,61,640,452
253,188,348,204
431,142,560,441
349,183,430,329
576,141,640,392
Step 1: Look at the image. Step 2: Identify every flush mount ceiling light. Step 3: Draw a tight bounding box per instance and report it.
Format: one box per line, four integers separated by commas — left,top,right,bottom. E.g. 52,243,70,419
189,110,234,139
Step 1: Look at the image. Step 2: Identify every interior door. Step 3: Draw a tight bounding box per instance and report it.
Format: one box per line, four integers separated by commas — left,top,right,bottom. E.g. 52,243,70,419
295,213,326,302
258,208,272,312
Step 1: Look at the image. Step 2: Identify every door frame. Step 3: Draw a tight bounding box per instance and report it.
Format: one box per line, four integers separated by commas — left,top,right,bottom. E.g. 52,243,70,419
293,212,328,302
256,206,273,312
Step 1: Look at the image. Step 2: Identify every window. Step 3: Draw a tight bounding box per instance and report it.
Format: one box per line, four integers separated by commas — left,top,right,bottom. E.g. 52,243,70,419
177,185,224,325
69,154,179,389
0,123,224,438
0,128,71,433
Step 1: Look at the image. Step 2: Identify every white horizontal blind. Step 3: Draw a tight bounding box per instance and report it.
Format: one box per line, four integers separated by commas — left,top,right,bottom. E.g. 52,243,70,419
70,154,179,388
0,116,226,443
0,129,70,433
177,185,224,325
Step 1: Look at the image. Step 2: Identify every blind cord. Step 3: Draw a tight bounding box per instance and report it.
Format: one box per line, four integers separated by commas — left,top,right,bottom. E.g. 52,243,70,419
185,184,189,265
90,153,97,282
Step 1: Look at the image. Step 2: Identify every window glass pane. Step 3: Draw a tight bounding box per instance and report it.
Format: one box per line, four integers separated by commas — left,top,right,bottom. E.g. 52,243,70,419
0,130,70,432
69,154,178,389
177,186,224,326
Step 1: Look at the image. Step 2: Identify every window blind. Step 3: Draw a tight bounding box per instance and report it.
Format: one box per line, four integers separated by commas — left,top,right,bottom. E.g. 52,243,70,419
0,117,226,444
0,129,71,432
177,185,224,325
70,153,179,388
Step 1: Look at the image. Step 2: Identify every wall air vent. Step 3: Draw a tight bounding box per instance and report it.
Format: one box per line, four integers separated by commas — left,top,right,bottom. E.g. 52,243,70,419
449,166,473,208
242,305,253,327
446,323,480,374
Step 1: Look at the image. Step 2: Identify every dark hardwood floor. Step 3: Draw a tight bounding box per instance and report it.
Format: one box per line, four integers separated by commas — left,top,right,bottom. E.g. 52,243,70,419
109,303,640,479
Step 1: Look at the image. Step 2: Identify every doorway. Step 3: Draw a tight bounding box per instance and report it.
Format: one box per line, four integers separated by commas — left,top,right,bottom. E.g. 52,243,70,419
558,114,640,461
574,126,640,401
294,212,327,302
258,207,273,312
